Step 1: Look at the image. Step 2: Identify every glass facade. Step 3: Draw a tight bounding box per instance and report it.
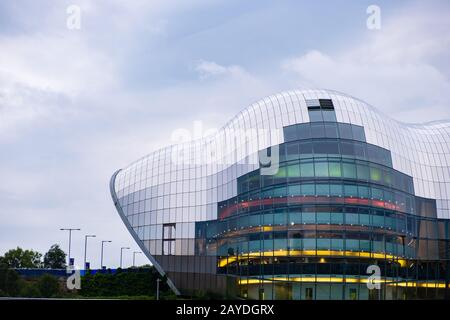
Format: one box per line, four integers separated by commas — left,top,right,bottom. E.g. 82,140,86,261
110,89,450,299
198,136,449,299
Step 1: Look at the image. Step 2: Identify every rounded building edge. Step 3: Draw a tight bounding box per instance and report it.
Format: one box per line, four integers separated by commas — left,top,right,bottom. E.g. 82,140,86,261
109,169,181,296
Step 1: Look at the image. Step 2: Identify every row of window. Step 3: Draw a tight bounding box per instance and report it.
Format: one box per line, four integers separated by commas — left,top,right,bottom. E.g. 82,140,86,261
133,222,195,240
283,122,366,144
143,238,196,256
210,206,447,236
216,239,412,258
239,158,413,195
226,180,416,218
308,109,338,122
223,260,449,281
208,211,414,238
278,138,392,167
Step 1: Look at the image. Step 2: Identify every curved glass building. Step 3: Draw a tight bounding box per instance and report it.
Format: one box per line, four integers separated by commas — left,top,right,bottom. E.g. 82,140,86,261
110,89,450,300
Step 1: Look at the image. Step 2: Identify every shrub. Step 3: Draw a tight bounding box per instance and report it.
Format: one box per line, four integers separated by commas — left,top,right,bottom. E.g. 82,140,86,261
19,280,41,298
0,267,20,296
37,274,60,298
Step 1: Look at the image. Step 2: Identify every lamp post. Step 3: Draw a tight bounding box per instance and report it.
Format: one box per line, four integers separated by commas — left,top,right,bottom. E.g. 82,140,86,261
156,278,161,300
100,240,112,269
120,247,130,269
133,251,142,267
60,228,81,266
83,234,96,269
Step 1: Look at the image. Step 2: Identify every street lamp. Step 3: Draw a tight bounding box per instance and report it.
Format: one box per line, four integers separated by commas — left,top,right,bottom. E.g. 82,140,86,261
133,251,142,267
83,234,96,269
156,278,161,300
100,240,112,269
60,228,81,266
120,247,130,269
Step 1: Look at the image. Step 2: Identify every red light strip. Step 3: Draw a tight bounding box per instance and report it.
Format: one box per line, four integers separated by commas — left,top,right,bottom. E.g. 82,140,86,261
219,196,403,220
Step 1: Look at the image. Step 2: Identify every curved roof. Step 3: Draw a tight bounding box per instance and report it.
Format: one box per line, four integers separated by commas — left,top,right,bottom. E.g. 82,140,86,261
114,89,450,218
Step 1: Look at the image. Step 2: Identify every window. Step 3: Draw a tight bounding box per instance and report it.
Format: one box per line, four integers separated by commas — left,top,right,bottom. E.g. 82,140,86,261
370,167,382,182
346,239,359,249
273,212,287,226
307,99,337,122
367,145,381,162
302,212,316,224
353,142,366,158
331,213,344,225
273,186,286,197
297,124,311,139
329,162,342,177
310,122,325,137
301,184,315,196
358,185,370,199
163,223,176,239
316,184,330,196
300,162,315,177
162,223,176,255
344,185,358,197
314,162,329,177
313,141,339,155
340,141,355,157
286,142,299,161
274,166,286,178
279,144,286,162
342,162,357,179
305,287,314,300
288,184,301,196
299,141,313,156
322,110,337,122
309,110,323,122
352,125,366,141
319,99,334,109
357,164,370,181
371,188,384,200
383,170,392,185
283,125,297,142
349,288,357,300
259,288,265,300
248,173,260,190
359,214,370,226
338,123,353,139
324,123,339,138
163,240,175,255
287,163,300,177
330,184,343,196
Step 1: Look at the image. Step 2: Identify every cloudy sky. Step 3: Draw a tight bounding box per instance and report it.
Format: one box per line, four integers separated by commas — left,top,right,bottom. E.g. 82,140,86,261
1,0,449,268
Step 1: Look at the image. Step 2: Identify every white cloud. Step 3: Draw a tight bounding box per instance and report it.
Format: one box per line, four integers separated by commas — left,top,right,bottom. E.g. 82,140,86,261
0,32,119,140
282,4,450,122
0,34,118,95
194,60,248,80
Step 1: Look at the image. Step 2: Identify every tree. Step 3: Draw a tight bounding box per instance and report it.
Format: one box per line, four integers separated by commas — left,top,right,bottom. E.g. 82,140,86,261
80,267,170,298
1,247,42,269
37,274,60,297
18,280,41,298
0,266,20,296
43,244,66,269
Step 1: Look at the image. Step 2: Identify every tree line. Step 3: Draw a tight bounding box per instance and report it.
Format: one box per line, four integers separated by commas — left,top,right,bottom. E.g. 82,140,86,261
0,245,67,297
0,245,174,299
0,245,67,269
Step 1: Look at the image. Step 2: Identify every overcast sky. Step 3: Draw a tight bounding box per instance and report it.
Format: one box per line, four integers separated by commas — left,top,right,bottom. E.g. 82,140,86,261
1,0,449,269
